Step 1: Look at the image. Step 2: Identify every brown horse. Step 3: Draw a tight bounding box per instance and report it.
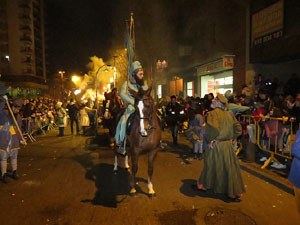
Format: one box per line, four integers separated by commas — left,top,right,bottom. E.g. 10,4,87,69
127,86,161,196
103,88,124,147
102,89,129,171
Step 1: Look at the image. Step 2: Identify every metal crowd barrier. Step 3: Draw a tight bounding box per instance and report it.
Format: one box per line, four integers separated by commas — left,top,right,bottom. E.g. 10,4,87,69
237,114,296,169
22,113,56,142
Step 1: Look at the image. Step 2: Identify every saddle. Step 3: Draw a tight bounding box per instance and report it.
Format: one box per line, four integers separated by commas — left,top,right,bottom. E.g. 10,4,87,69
126,112,136,136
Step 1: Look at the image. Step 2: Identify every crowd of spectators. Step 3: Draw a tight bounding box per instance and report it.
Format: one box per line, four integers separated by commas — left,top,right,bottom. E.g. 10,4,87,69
158,73,300,170
6,96,97,139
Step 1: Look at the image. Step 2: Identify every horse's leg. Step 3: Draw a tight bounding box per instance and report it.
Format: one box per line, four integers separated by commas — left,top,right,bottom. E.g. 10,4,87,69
129,151,138,195
113,153,118,172
125,155,129,169
148,148,158,195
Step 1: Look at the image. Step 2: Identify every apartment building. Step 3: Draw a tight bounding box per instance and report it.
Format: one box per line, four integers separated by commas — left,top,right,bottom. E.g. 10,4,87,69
0,0,47,97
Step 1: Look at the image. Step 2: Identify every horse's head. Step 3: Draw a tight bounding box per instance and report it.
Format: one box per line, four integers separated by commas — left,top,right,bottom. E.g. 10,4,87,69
129,85,154,137
103,88,121,119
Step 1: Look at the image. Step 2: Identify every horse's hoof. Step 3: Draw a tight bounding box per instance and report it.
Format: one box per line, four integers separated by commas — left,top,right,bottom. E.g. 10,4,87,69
148,193,156,199
113,170,118,175
129,188,136,197
129,193,136,197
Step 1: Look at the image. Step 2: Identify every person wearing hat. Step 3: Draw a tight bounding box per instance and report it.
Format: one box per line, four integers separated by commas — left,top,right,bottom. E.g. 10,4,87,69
114,61,148,155
0,82,23,183
55,101,67,137
195,93,245,202
224,90,250,115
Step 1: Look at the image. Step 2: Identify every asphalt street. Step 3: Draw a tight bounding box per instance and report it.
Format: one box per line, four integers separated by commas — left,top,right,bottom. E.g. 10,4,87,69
0,126,299,225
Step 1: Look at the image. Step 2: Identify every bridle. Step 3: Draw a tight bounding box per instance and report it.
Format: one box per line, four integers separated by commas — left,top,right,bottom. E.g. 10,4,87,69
135,96,155,136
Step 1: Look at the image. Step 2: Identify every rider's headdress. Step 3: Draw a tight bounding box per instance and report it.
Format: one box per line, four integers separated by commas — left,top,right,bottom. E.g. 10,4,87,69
129,61,142,83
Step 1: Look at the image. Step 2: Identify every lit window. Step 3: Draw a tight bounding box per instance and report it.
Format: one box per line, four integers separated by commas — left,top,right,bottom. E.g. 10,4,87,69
215,78,224,85
157,85,162,99
5,55,9,61
187,81,193,96
225,76,233,84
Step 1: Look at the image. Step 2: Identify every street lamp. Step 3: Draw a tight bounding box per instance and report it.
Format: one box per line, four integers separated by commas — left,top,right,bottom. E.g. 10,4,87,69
58,71,65,99
72,75,80,83
94,64,110,136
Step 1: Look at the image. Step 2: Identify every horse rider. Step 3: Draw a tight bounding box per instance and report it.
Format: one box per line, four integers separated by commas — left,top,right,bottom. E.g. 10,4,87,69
115,61,148,155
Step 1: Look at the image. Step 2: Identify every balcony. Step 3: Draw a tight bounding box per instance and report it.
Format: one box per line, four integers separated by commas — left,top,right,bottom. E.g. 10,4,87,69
22,58,33,65
23,67,33,75
19,2,30,9
19,14,31,22
20,47,32,53
0,9,6,18
0,34,8,41
19,25,31,32
33,12,41,21
0,22,8,30
32,2,41,12
20,35,32,43
0,44,8,52
34,22,41,31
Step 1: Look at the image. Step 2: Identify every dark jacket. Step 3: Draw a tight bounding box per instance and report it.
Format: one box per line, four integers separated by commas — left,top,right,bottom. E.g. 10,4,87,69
166,102,181,126
0,99,22,152
67,103,79,120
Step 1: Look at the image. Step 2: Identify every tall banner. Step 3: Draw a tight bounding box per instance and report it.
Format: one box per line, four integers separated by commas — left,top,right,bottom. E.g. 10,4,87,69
126,13,135,77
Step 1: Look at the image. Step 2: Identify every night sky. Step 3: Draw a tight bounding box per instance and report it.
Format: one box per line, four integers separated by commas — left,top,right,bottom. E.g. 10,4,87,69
45,0,116,75
45,0,247,76
45,0,177,75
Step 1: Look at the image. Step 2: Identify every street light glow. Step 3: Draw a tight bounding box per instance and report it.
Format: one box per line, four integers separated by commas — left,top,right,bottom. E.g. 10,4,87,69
72,75,80,83
74,89,81,95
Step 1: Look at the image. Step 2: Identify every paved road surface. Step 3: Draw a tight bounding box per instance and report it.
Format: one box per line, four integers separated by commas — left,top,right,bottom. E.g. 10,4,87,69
0,127,299,225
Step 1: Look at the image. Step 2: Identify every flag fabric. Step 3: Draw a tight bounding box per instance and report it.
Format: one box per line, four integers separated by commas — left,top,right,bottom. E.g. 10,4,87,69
125,14,135,74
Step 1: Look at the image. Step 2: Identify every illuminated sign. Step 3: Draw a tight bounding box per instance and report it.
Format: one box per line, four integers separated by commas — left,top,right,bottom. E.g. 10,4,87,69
251,0,284,47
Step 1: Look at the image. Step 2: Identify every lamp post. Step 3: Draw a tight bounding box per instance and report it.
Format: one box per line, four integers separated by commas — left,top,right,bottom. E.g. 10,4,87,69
58,71,65,100
94,64,109,136
113,55,117,88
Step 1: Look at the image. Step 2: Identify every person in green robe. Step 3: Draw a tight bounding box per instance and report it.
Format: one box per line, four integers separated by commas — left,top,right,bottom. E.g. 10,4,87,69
196,93,245,202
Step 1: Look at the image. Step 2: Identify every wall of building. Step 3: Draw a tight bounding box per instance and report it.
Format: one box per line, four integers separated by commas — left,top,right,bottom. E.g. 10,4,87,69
0,0,47,95
246,0,300,93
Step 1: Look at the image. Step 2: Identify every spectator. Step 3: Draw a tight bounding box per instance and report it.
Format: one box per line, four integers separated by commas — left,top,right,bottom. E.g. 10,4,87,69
79,103,95,136
224,91,250,115
166,95,181,146
67,99,80,135
188,107,205,160
288,128,300,214
254,74,266,95
284,73,300,96
55,102,67,137
262,107,285,169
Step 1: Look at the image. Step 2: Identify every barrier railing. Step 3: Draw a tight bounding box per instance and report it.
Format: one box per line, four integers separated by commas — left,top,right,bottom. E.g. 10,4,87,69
236,115,256,156
22,114,56,142
237,114,296,169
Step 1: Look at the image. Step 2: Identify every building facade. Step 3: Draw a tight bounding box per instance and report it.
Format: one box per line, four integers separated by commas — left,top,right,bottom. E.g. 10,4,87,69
153,0,247,100
0,0,47,97
245,0,300,93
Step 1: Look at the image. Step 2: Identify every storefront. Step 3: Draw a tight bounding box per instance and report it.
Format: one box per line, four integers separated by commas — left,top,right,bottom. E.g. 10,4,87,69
196,55,234,97
169,77,183,97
